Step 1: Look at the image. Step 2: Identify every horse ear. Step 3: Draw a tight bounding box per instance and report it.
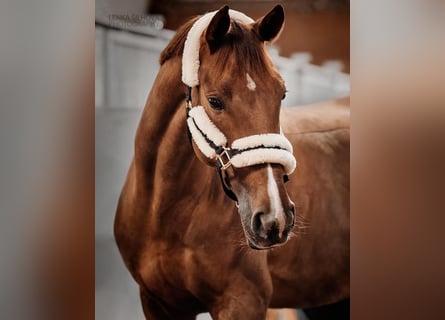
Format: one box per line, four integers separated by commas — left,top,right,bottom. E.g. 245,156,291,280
254,5,285,42
206,6,230,53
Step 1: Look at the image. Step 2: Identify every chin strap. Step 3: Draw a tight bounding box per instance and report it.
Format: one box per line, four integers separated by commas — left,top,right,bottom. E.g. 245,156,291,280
217,166,239,203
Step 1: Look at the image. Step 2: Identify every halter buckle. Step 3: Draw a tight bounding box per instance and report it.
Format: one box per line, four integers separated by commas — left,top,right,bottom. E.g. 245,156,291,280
217,148,232,170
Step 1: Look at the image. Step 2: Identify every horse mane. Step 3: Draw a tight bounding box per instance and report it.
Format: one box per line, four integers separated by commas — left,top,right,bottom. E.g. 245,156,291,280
160,16,275,77
160,17,199,65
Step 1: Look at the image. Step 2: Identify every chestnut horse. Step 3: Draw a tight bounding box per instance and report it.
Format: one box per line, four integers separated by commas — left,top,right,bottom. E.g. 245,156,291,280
114,5,349,320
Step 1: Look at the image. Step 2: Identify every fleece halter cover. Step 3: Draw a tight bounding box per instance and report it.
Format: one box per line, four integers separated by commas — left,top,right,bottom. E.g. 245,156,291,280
182,9,297,175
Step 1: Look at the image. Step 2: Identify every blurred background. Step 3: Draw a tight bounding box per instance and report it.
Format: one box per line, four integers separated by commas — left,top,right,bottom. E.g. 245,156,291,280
95,1,349,319
0,0,443,319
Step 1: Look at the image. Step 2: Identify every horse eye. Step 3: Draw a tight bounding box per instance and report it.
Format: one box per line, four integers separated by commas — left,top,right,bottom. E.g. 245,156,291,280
283,175,289,183
208,97,224,110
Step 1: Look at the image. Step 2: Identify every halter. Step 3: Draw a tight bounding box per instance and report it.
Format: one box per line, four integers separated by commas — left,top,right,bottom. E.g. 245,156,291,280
182,10,297,202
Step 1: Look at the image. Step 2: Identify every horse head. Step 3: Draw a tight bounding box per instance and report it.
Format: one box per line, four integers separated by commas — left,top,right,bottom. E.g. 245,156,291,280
183,5,296,250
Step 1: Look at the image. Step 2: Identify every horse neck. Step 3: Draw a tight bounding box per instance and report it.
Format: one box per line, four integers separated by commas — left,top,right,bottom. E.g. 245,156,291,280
133,57,222,223
134,57,184,168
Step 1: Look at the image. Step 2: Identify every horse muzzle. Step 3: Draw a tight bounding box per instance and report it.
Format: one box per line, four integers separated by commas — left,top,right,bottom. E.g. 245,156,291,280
247,207,295,249
236,193,295,250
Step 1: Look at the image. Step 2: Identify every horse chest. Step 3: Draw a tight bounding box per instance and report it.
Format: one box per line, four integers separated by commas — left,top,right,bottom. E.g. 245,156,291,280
139,241,248,307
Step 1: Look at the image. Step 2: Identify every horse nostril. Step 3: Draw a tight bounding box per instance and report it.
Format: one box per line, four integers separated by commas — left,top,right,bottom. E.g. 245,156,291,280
252,211,279,240
289,205,295,226
252,211,264,235
282,229,288,239
290,204,295,215
262,215,278,233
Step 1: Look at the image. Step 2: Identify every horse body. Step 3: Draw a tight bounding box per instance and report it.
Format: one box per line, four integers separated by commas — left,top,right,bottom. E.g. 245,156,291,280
114,6,349,319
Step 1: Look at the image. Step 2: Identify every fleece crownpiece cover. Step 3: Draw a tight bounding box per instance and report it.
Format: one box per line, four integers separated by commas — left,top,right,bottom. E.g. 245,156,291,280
182,9,254,87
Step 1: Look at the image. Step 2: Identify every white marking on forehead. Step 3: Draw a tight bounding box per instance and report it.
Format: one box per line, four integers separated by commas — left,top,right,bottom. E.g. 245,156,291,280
246,73,256,91
267,165,285,236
